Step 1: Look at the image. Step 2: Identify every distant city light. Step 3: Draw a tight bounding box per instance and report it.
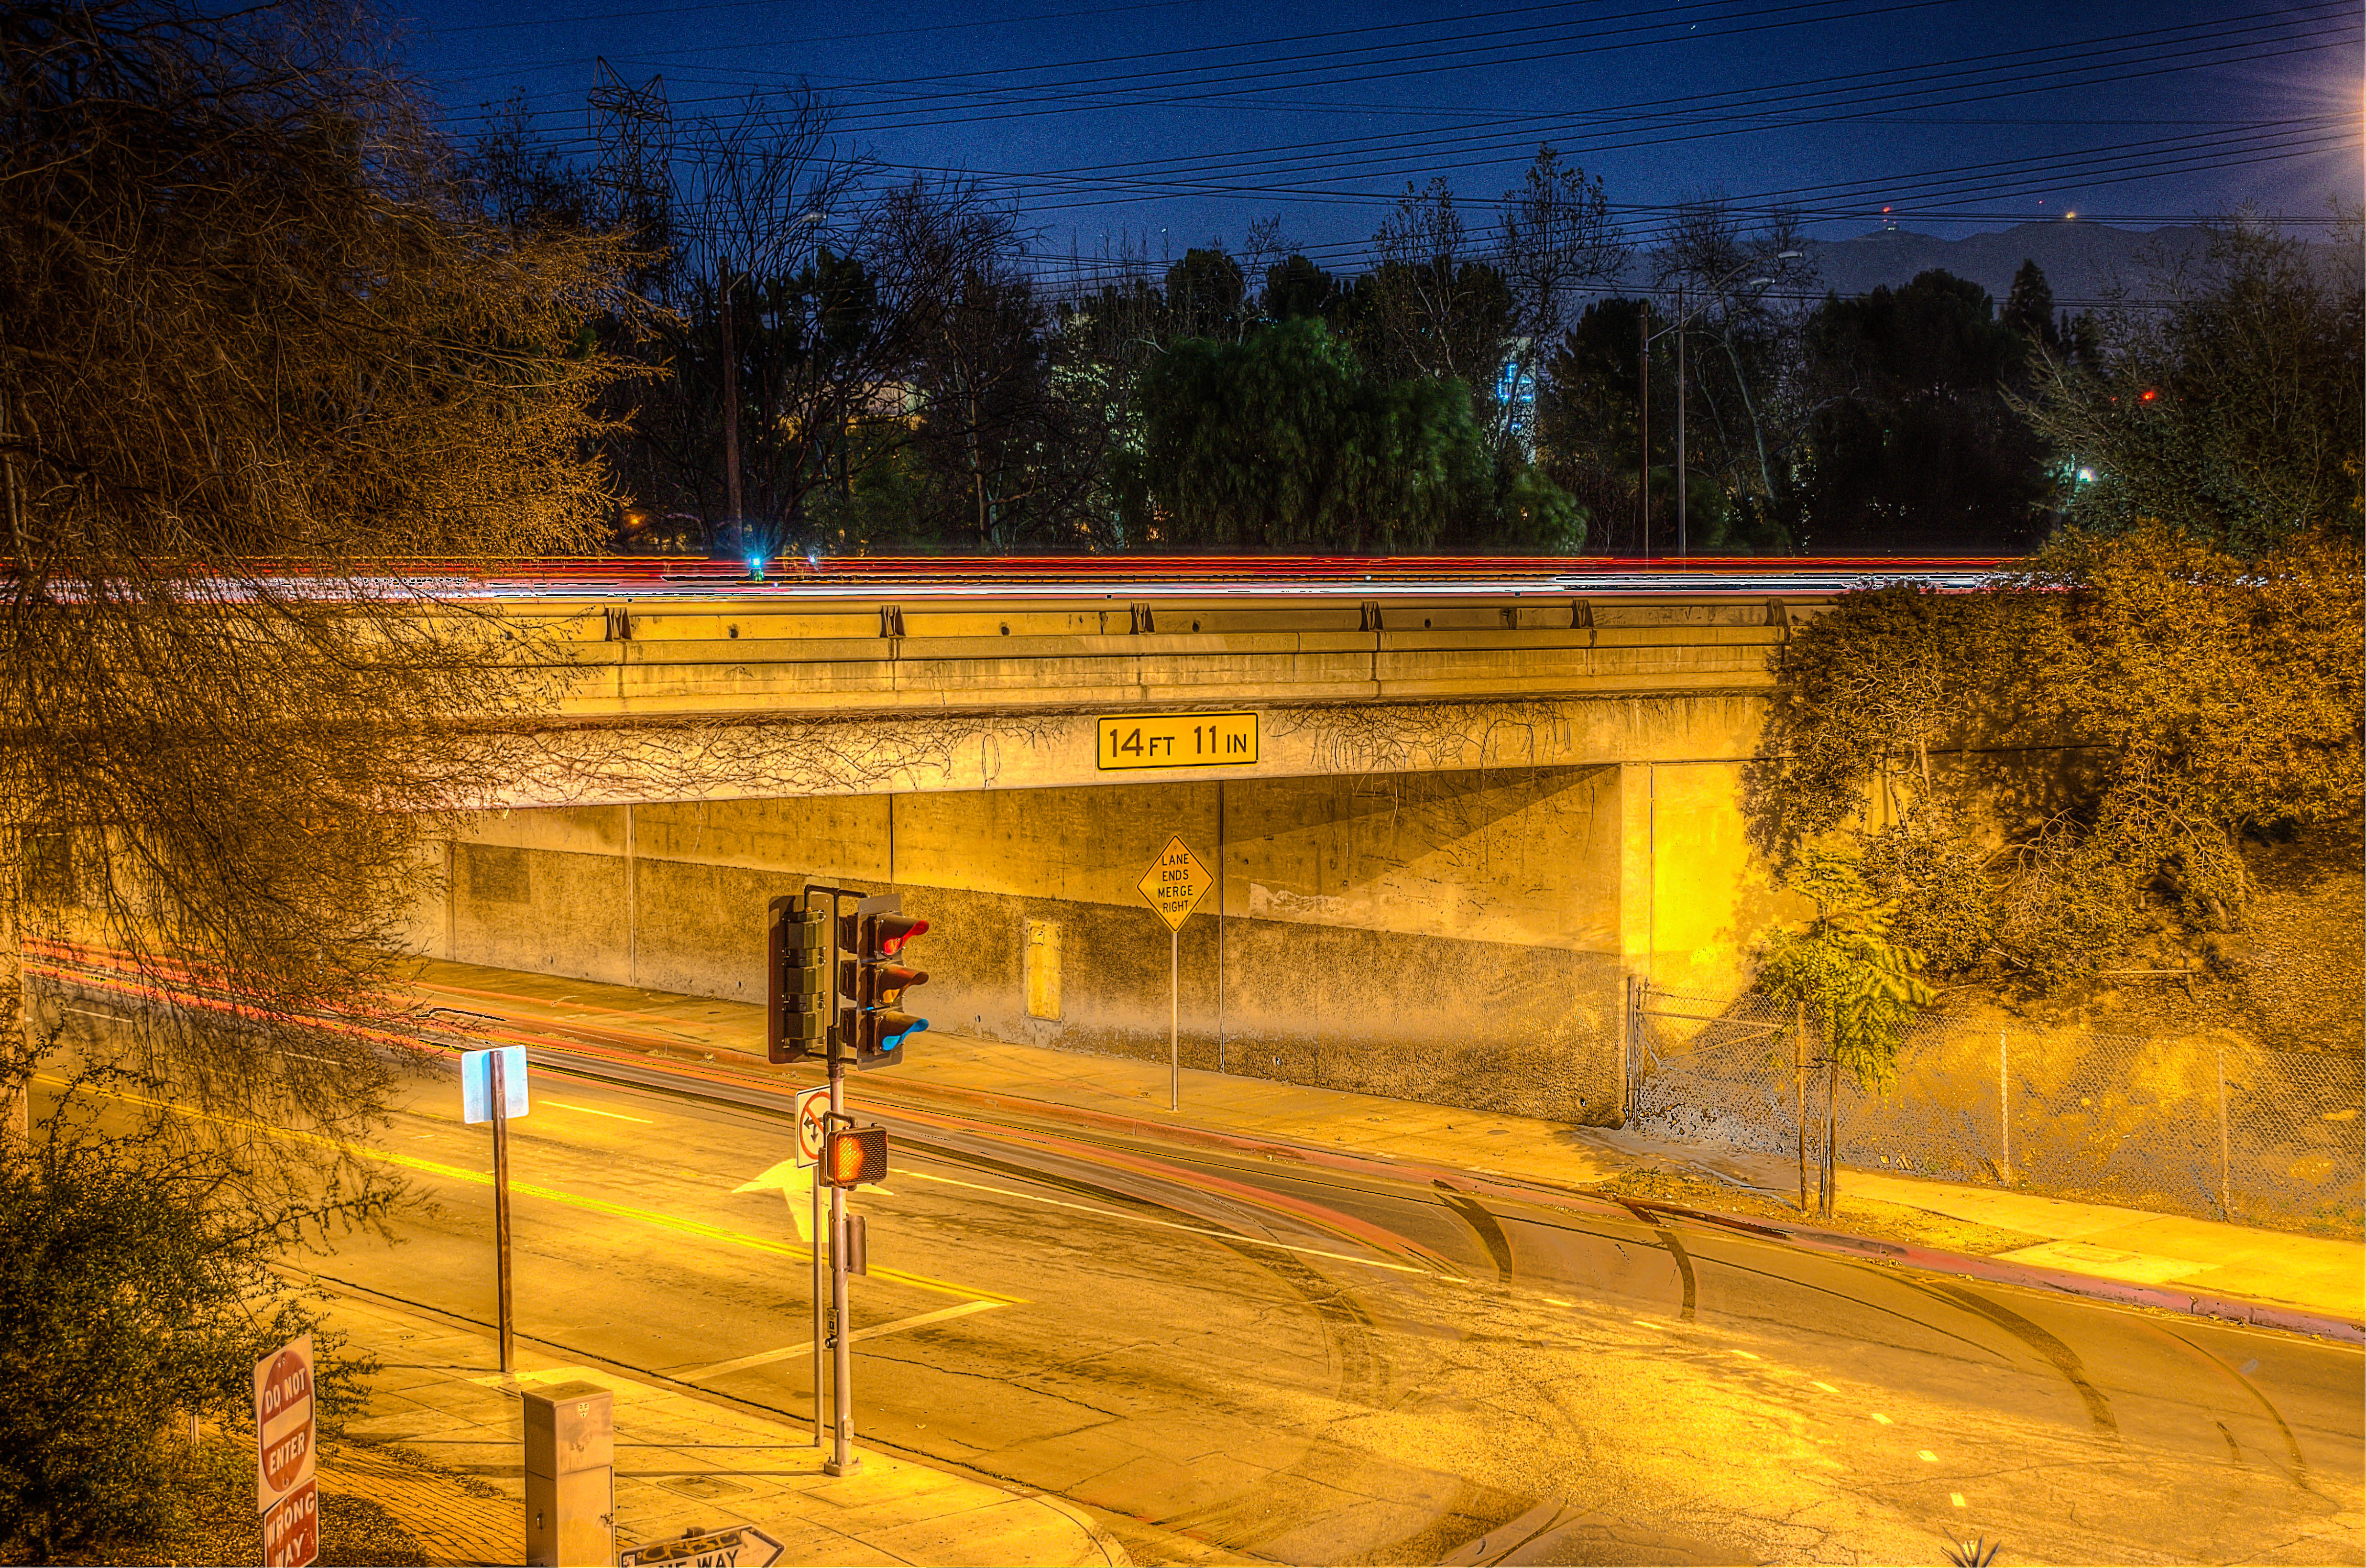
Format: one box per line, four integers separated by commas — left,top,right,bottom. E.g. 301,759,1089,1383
2077,468,2096,483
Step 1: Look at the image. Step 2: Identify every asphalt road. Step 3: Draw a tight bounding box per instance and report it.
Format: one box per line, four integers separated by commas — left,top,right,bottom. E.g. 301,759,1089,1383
38,991,2364,1566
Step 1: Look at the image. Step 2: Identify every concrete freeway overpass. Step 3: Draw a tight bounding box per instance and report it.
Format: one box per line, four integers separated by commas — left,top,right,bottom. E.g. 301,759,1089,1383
408,556,2005,1126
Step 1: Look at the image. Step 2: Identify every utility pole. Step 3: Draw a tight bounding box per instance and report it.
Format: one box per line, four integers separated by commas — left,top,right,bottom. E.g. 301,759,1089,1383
718,256,744,556
1637,301,1651,558
1675,287,1688,558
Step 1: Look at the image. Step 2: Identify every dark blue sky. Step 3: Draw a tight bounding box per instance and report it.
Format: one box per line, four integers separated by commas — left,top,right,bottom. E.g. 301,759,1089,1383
394,0,2362,270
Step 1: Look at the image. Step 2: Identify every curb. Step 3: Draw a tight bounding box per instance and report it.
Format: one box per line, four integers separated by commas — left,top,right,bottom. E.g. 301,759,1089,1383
1555,1195,2366,1346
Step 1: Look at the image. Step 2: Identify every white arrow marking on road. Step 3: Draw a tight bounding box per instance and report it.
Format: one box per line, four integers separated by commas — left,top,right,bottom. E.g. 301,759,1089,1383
733,1158,815,1243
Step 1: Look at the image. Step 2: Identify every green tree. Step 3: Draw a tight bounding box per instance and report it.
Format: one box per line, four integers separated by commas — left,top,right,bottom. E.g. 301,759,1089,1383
2019,217,2363,556
1120,319,1582,552
1792,270,2054,553
0,1051,383,1561
1163,246,1248,338
1756,853,1934,1091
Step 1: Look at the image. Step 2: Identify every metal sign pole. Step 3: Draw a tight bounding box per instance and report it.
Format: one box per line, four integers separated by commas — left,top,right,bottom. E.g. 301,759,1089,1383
826,1039,854,1475
1169,927,1180,1112
491,1050,515,1376
810,1144,822,1449
817,885,860,1478
811,899,827,1450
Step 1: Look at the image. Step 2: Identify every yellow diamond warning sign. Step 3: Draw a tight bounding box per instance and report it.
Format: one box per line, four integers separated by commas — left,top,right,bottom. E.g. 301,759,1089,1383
1136,835,1213,932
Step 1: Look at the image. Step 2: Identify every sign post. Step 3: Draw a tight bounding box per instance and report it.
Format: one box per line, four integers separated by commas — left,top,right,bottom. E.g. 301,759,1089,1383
462,1045,529,1374
1135,835,1213,1111
797,1083,827,1451
254,1334,318,1568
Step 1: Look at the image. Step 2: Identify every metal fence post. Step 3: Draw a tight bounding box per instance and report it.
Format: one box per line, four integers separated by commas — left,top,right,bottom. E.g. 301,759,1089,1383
1621,974,1637,1124
1795,1001,1809,1213
2217,1032,2231,1220
1998,1030,2012,1187
1819,1053,1838,1220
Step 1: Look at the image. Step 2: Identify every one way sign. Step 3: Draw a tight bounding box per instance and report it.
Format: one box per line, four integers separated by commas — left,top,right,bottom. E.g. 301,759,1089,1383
620,1524,784,1567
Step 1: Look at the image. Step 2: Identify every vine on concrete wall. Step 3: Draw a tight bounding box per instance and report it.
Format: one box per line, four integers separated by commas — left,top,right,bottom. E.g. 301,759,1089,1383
467,710,1064,807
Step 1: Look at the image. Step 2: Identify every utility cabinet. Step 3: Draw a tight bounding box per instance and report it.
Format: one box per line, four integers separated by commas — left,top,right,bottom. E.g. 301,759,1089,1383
523,1381,614,1567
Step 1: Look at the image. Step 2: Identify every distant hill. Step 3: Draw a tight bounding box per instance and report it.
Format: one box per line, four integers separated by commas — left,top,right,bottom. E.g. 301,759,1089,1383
1795,220,2206,311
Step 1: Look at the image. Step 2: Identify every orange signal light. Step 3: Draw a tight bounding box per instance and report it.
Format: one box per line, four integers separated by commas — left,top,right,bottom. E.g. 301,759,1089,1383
823,1125,888,1187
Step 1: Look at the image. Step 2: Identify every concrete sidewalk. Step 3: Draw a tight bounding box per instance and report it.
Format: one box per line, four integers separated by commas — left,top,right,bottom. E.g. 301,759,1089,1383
313,1285,1128,1568
405,958,2366,1336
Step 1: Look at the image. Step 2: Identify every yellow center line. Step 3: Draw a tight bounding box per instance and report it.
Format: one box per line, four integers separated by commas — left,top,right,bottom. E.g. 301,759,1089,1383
34,1075,1017,1307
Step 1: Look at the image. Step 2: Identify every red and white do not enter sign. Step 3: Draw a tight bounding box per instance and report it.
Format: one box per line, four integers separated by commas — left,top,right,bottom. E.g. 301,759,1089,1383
254,1334,316,1506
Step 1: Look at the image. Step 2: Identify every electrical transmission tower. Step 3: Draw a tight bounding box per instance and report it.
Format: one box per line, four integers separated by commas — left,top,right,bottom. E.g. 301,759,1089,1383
589,58,672,252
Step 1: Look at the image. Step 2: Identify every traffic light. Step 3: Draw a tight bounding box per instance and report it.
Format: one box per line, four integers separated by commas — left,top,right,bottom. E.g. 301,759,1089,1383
840,898,929,1069
767,896,828,1064
822,1123,889,1188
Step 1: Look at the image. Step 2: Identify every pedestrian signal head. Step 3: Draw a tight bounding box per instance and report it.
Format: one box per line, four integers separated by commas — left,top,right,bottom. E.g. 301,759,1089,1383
822,1125,888,1187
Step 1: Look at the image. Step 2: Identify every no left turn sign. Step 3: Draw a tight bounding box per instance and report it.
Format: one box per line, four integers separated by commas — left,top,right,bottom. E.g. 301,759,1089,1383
795,1085,829,1168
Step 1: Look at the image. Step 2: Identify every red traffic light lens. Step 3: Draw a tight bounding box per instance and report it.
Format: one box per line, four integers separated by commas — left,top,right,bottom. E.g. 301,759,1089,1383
869,915,929,958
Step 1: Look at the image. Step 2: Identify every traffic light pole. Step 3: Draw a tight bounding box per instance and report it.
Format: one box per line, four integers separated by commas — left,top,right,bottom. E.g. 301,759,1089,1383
811,1143,822,1451
798,882,865,1478
827,1041,854,1475
772,883,924,1476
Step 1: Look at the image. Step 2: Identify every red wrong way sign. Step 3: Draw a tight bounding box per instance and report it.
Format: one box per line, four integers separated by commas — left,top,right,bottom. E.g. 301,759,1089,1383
262,1480,320,1568
254,1334,316,1510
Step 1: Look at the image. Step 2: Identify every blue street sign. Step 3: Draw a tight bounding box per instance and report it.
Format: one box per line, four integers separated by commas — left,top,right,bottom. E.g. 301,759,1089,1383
460,1046,529,1124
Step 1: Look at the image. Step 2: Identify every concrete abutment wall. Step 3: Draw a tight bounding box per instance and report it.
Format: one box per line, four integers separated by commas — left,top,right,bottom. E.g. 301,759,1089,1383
408,758,1785,1126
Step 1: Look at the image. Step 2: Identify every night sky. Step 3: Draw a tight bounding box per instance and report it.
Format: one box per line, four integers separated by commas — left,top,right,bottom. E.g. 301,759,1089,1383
394,0,2362,271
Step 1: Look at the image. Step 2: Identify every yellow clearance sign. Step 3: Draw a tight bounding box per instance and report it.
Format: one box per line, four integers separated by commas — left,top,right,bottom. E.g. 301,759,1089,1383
1096,711,1258,771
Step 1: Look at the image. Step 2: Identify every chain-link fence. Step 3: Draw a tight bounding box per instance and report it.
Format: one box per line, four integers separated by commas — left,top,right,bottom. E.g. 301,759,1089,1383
1625,982,2365,1236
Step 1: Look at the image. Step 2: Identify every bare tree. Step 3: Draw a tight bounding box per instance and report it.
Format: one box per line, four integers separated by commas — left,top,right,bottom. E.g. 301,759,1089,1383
0,0,640,1161
1367,178,1512,392
1650,197,1819,504
1494,146,1628,458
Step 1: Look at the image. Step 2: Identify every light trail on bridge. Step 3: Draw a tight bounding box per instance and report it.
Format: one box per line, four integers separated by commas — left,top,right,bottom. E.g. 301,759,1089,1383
293,553,2017,603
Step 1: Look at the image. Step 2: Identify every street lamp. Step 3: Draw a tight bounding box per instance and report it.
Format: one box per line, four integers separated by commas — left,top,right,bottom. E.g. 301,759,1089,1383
1638,250,1802,557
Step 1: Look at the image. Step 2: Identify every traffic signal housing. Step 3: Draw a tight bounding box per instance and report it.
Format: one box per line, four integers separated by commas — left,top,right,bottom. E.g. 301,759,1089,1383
842,898,930,1069
767,897,829,1064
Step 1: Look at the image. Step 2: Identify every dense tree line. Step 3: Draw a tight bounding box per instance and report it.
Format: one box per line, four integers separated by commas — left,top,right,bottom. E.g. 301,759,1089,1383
1747,216,2362,1067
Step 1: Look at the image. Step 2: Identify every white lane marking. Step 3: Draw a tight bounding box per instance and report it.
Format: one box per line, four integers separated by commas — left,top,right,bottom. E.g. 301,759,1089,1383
1951,1493,1966,1508
1732,1350,1761,1360
1918,1450,1939,1462
1872,1413,1893,1425
543,1100,654,1124
848,1299,1004,1346
900,1168,1438,1278
1543,1296,1574,1307
679,1300,1006,1381
1812,1380,1840,1393
64,1006,125,1023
